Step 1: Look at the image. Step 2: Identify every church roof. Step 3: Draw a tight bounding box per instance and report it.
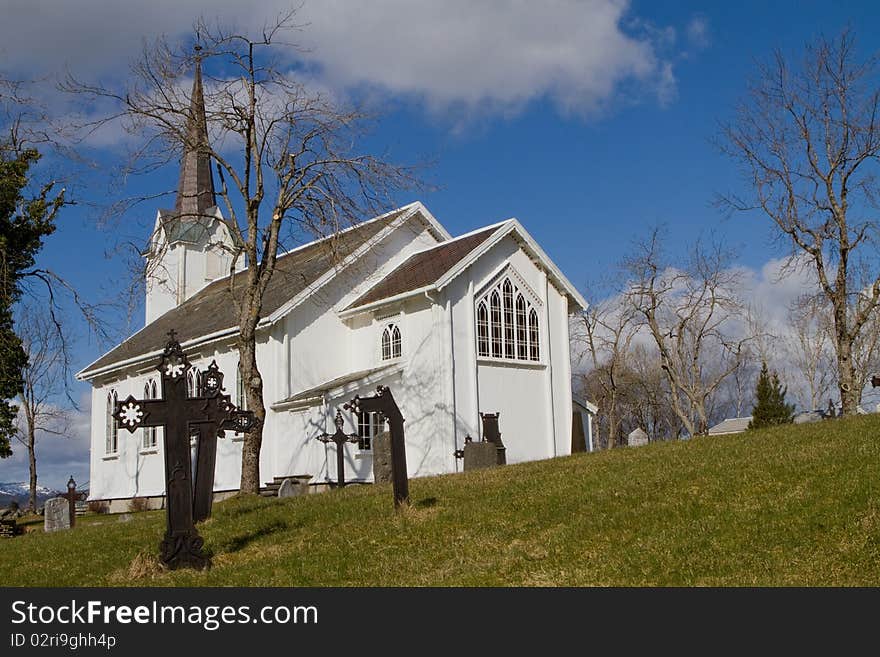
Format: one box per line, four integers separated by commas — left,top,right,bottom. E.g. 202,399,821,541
79,212,403,378
345,225,500,309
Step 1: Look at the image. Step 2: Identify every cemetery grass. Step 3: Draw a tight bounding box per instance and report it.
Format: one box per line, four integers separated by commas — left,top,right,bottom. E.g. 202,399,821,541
3,414,880,586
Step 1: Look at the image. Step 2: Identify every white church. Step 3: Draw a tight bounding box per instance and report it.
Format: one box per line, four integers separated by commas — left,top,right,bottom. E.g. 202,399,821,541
77,64,595,509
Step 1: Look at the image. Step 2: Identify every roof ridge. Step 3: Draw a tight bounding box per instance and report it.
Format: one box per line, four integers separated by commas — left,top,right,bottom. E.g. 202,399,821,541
397,219,509,260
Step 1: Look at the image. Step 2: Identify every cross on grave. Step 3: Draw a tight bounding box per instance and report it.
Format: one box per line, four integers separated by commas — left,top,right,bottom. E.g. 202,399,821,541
316,410,360,488
60,476,87,528
113,332,257,570
345,386,409,507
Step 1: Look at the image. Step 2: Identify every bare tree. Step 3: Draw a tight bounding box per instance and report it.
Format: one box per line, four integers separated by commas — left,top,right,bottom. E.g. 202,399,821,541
720,30,880,416
14,308,73,511
624,230,751,437
66,12,417,493
785,295,836,410
579,291,638,448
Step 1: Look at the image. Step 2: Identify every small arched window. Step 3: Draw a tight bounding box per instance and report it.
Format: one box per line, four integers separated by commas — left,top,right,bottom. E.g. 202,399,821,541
381,323,402,361
106,390,118,454
143,380,158,449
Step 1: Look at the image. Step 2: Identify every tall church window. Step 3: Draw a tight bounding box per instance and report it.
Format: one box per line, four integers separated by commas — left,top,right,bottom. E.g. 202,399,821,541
516,294,528,360
143,380,158,450
529,309,540,361
477,302,489,357
186,368,200,398
357,411,383,451
106,390,118,454
381,323,402,361
476,273,541,362
490,291,503,357
503,280,515,359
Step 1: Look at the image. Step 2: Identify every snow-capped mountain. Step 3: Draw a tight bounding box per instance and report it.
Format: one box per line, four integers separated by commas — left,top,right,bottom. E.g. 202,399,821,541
0,482,60,507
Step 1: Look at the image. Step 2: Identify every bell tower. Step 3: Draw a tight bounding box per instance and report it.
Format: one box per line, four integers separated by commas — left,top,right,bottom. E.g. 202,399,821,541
144,46,241,325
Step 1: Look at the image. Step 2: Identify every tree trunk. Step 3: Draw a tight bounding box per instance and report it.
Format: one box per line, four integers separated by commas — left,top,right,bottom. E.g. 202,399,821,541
27,423,37,513
238,326,265,495
836,336,859,416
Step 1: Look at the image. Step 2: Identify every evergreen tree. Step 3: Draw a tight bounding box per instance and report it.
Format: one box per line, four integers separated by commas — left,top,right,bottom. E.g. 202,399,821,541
0,143,64,457
748,362,795,430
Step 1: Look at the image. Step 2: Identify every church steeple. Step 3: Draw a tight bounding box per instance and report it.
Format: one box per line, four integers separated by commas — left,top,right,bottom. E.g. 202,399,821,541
174,45,216,219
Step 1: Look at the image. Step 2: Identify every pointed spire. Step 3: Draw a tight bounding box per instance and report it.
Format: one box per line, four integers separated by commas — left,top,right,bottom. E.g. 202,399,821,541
174,44,216,219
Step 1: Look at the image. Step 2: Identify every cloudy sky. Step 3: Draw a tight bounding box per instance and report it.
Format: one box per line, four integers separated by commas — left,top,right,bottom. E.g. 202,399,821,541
2,0,878,487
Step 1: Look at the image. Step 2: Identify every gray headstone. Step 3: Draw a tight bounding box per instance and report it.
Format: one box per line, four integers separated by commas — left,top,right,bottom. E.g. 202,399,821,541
463,441,499,471
628,428,648,447
371,432,393,484
44,497,70,533
277,478,306,498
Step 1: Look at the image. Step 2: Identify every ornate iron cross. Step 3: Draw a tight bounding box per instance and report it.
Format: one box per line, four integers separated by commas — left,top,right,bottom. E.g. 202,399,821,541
316,409,360,488
346,385,409,507
113,332,257,570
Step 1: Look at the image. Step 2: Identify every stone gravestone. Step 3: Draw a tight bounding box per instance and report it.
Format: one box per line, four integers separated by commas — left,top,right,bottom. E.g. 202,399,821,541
277,478,306,498
371,431,393,483
628,427,648,447
44,498,70,533
463,440,499,471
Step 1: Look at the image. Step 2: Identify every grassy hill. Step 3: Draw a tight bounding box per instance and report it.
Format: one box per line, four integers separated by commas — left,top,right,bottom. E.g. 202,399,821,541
3,414,879,586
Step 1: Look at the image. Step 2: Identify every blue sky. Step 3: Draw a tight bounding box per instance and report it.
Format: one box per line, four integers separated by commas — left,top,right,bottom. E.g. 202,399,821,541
2,0,878,488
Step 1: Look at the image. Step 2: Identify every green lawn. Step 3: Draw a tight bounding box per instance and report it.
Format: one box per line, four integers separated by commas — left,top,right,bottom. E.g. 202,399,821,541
3,414,879,586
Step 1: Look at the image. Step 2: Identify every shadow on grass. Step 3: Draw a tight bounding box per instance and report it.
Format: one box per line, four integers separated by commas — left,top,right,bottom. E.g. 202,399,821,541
415,497,438,509
215,520,292,554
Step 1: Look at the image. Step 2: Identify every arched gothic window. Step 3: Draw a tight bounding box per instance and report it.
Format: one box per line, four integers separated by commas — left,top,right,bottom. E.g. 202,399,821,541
476,273,541,362
381,323,402,361
186,368,200,398
529,308,540,361
502,280,515,359
490,291,502,357
477,302,489,357
143,380,158,449
106,390,118,454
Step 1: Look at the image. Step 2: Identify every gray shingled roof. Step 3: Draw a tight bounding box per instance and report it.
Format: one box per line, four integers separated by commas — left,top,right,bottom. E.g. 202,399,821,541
346,226,499,310
707,417,752,435
81,214,400,377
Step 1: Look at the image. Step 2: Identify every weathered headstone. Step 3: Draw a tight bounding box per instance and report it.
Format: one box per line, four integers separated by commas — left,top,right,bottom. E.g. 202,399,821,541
628,427,648,447
44,498,70,533
371,431,393,483
277,478,306,498
463,440,499,471
480,412,507,465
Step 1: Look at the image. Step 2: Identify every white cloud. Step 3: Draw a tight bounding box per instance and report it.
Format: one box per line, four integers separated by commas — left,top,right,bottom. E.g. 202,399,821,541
1,1,685,120
686,14,710,49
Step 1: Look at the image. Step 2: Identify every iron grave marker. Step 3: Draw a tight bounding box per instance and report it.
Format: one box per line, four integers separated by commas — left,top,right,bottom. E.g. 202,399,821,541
60,476,87,528
113,331,256,570
346,386,409,507
316,410,360,488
